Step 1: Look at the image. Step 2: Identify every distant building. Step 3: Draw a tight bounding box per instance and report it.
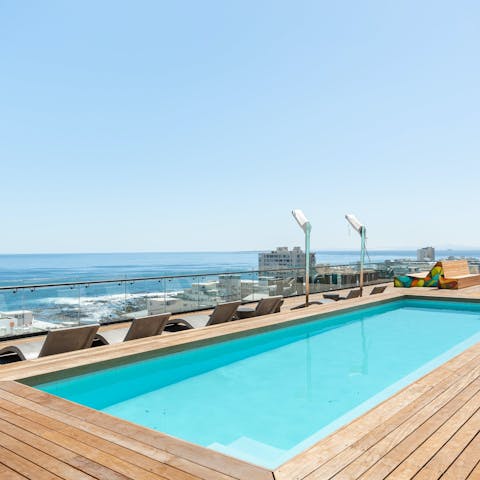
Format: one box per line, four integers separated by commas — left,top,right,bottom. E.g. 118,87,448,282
314,265,379,288
417,246,435,262
259,247,316,277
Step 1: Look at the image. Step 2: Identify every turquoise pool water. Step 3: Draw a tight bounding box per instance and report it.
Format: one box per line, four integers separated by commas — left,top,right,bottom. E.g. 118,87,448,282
34,299,480,468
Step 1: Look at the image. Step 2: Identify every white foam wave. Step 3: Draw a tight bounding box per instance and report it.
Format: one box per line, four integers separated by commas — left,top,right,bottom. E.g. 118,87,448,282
34,290,184,324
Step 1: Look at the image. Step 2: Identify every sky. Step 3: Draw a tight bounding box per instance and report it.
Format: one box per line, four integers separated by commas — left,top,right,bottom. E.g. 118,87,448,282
1,1,479,253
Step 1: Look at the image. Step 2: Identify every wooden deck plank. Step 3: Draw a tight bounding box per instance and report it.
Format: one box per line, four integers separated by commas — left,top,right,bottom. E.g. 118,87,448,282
412,408,480,480
441,432,480,480
385,392,480,479
349,380,480,479
0,444,64,480
467,459,480,479
0,463,28,480
0,429,97,480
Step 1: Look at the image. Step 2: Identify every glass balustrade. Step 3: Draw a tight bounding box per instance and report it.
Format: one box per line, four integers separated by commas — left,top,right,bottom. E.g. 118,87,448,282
0,260,413,340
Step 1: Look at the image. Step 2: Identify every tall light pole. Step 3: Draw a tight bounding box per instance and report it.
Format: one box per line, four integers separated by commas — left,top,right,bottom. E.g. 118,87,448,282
345,213,366,296
292,209,321,309
292,209,311,306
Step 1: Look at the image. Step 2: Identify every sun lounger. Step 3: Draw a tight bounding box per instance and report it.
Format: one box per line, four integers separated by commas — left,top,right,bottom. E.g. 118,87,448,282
167,301,241,329
323,289,361,302
94,313,171,345
340,289,362,300
253,295,283,316
370,285,387,295
236,296,284,318
0,324,99,361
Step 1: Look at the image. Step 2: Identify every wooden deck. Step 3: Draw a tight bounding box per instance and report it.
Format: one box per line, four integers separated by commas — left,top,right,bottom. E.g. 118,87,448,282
0,286,479,479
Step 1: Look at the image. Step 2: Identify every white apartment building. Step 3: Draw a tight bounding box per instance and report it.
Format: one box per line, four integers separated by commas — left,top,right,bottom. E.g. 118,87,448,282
259,247,316,275
417,246,435,262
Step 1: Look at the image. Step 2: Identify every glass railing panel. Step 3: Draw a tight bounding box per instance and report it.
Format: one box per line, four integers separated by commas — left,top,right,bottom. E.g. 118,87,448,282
237,271,254,304
180,275,201,312
163,275,196,314
0,283,85,337
321,262,396,291
294,269,306,296
124,279,150,319
77,281,127,325
255,274,270,301
0,286,33,337
145,278,168,315
282,270,293,296
197,273,221,310
254,268,304,299
38,284,82,328
264,271,282,299
250,270,260,302
217,273,243,304
259,269,294,299
192,274,208,311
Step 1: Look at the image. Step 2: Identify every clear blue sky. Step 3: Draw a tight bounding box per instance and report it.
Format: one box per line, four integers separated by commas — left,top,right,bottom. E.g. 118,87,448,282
1,1,479,253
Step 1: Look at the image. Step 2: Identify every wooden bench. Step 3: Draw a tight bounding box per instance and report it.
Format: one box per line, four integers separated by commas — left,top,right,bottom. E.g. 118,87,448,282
439,260,480,289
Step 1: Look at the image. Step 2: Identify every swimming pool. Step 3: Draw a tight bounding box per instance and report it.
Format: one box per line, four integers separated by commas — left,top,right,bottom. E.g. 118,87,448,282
32,298,480,469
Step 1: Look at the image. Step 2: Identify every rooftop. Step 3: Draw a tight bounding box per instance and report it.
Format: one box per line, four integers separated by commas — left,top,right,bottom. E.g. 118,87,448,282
0,284,479,479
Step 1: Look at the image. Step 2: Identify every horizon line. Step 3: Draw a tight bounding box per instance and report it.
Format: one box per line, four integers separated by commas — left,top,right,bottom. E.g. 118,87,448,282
1,247,480,256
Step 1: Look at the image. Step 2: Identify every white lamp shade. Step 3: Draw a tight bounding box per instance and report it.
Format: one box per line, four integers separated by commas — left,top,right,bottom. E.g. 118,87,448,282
345,213,364,234
292,209,310,233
